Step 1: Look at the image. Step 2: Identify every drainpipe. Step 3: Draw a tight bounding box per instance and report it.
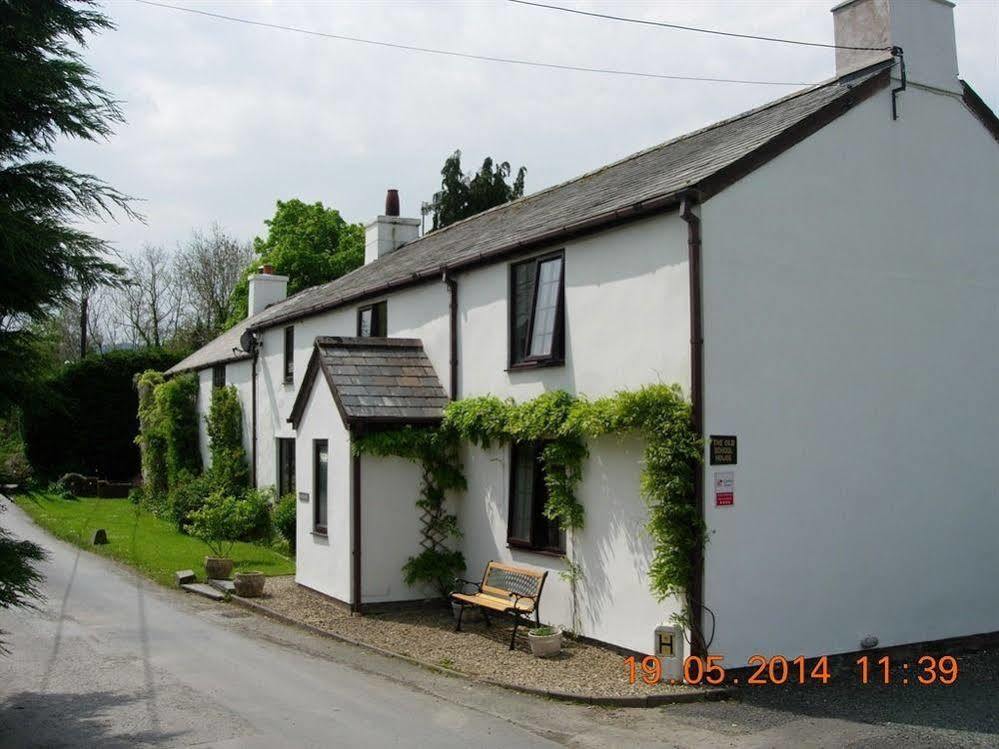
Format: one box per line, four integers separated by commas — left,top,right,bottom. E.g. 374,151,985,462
679,196,706,659
443,271,459,399
251,349,258,488
351,431,362,614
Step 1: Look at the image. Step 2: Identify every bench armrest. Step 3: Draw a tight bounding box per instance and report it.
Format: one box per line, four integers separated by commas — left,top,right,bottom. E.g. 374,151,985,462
510,592,536,611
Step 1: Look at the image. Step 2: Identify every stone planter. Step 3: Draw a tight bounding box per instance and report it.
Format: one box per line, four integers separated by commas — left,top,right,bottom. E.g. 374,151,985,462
204,556,234,580
527,626,563,658
233,571,266,598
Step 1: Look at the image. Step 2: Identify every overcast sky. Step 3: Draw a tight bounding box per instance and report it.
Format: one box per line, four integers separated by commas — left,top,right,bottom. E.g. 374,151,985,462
57,0,998,256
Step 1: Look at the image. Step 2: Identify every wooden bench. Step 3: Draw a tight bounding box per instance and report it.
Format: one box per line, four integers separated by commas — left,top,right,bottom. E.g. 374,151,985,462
451,561,548,650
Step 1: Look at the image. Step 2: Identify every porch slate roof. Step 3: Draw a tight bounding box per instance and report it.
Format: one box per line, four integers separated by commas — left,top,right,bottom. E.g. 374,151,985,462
289,337,450,428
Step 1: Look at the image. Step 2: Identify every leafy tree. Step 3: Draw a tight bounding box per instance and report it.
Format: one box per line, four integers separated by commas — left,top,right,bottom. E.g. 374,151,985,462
429,150,526,231
0,505,46,653
0,0,133,410
225,200,363,327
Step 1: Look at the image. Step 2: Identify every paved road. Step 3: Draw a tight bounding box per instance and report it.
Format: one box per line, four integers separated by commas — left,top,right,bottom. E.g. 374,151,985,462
1,496,997,748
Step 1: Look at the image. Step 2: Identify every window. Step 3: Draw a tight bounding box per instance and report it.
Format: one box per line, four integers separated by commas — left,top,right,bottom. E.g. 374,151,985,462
509,252,565,367
357,301,387,337
507,442,564,553
277,438,296,498
212,364,225,389
283,326,294,383
313,440,328,534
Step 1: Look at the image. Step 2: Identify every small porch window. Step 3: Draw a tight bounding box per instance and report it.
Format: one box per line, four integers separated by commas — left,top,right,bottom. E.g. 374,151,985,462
508,442,564,554
357,301,387,337
277,438,296,498
509,252,565,367
313,440,328,535
212,364,225,389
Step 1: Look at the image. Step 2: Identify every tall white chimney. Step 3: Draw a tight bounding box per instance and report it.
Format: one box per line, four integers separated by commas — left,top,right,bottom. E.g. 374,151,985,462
365,189,420,265
248,264,288,317
832,0,960,94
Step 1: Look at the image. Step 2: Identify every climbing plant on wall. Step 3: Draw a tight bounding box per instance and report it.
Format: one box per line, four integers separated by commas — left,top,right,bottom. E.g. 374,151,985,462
205,385,249,496
352,426,467,597
135,370,167,504
152,373,202,487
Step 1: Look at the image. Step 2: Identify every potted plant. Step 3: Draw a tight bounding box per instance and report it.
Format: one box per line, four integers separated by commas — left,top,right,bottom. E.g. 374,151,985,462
527,625,563,658
233,571,266,597
189,490,256,580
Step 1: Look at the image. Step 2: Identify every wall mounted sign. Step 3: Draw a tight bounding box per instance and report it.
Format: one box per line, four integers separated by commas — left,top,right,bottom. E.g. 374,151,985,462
298,492,310,502
709,435,737,465
714,471,734,506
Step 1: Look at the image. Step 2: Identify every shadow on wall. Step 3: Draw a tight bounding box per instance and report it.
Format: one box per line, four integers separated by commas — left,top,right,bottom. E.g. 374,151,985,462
0,690,183,748
575,435,657,633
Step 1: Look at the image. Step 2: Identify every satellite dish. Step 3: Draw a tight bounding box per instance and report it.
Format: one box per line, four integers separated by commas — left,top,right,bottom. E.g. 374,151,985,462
239,330,258,354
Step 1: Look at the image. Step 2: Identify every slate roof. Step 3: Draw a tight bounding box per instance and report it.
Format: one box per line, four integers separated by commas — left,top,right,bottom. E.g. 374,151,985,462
289,337,449,427
246,61,892,332
166,313,257,375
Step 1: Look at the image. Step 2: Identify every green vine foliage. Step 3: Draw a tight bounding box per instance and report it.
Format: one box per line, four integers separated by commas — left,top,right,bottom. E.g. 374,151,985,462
353,427,467,597
205,385,249,496
154,373,202,486
355,386,702,609
135,370,168,506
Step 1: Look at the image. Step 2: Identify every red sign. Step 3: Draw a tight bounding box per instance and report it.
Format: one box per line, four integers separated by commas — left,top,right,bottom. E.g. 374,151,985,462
714,471,734,507
716,492,734,506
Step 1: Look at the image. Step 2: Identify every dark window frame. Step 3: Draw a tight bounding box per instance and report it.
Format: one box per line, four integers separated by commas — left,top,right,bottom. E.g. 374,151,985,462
507,250,565,369
277,437,296,499
313,439,328,535
211,364,225,389
357,300,387,337
283,326,294,384
506,441,565,555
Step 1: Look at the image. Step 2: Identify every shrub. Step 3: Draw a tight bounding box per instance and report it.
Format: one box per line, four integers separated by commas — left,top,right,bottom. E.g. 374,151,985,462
135,370,168,502
207,447,249,498
189,490,261,559
402,547,465,599
168,470,212,533
273,493,297,553
205,386,249,496
241,486,274,543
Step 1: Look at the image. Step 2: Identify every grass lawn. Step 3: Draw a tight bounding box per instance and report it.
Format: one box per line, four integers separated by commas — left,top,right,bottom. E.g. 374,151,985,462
16,492,294,587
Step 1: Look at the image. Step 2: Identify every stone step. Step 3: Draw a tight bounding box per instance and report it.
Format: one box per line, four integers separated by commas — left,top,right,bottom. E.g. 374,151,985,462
208,579,235,594
181,582,225,601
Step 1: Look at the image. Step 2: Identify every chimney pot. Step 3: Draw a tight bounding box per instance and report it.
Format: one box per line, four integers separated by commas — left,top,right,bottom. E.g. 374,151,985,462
260,264,274,275
385,189,400,217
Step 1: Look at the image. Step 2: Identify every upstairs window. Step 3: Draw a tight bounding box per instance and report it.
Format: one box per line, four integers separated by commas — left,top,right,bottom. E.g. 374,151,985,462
283,326,294,383
509,252,565,367
357,301,387,337
508,441,564,554
212,364,225,389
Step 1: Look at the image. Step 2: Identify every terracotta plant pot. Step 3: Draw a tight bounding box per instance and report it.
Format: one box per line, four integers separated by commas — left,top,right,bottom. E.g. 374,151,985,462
527,626,563,658
204,556,234,580
233,571,266,598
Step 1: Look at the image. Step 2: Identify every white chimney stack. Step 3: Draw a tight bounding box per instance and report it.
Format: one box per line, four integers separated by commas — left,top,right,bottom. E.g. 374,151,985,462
365,189,420,265
248,264,288,318
832,0,960,94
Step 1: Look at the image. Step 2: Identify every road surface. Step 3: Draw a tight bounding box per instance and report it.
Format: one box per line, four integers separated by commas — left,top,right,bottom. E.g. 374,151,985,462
1,496,996,748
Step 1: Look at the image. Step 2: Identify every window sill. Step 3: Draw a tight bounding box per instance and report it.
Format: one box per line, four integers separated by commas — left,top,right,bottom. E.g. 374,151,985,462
283,378,294,387
311,529,328,538
506,358,564,373
507,543,565,559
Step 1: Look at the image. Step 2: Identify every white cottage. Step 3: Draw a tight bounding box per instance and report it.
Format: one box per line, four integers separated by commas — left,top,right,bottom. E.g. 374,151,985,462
169,0,999,666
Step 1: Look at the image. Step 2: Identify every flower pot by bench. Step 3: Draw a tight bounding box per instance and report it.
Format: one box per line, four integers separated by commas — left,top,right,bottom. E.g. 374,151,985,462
204,556,233,580
527,626,563,658
233,571,265,598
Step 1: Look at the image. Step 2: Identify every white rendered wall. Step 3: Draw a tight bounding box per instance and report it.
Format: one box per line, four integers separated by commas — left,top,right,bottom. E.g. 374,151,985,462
700,85,999,666
293,377,353,602
194,359,253,471
360,455,432,604
455,214,692,653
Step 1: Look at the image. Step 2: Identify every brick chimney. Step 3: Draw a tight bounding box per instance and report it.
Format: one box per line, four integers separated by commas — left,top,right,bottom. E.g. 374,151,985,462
248,264,288,317
832,0,960,94
365,189,421,265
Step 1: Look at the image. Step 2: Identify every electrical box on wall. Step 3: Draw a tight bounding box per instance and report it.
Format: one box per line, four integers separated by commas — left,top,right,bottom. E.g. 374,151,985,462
654,625,685,681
